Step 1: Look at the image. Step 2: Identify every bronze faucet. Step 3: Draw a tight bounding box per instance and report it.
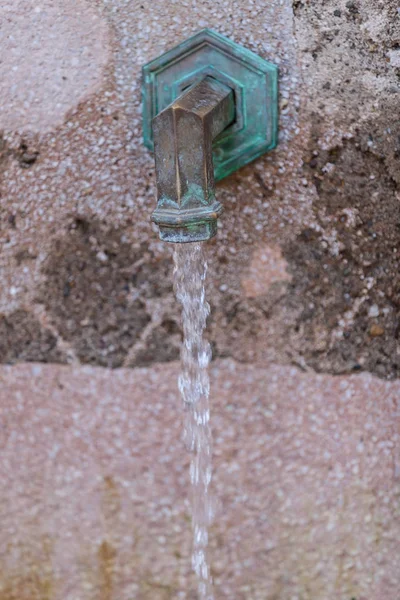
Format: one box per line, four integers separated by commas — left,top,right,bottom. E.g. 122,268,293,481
142,29,279,243
151,77,235,243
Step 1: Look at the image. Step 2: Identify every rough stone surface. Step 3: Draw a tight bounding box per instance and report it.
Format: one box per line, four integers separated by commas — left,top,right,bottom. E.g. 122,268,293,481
0,0,400,597
288,0,400,379
0,0,306,373
0,0,399,379
0,361,399,600
0,0,110,133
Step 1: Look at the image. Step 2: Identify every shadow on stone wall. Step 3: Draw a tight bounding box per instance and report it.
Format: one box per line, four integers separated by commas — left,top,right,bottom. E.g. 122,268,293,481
37,217,180,368
1,171,400,381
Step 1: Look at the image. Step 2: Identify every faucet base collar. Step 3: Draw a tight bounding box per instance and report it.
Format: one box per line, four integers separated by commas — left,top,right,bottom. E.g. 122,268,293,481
152,200,223,243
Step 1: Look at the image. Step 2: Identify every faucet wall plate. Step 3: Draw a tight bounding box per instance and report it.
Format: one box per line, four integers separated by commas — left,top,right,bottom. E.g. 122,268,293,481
142,29,278,182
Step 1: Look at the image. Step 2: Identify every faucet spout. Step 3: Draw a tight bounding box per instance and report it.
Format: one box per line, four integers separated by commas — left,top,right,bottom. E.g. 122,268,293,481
151,77,235,243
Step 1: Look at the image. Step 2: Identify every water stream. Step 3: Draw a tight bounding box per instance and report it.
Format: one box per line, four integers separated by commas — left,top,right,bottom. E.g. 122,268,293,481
173,242,214,600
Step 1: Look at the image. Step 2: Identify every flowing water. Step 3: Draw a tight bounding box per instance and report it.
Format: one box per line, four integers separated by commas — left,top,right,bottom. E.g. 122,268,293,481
173,242,214,600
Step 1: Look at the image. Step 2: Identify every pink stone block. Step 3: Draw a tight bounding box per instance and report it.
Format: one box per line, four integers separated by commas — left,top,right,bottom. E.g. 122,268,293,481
0,361,399,598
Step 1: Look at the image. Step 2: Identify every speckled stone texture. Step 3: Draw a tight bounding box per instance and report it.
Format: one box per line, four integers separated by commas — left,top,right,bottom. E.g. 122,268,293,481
0,0,400,598
1,0,399,378
0,361,399,599
0,0,110,133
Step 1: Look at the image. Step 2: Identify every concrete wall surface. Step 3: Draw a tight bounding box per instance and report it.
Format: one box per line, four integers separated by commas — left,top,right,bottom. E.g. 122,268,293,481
0,0,399,598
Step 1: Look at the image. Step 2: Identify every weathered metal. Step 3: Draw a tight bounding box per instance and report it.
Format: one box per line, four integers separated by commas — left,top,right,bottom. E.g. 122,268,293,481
142,29,279,242
152,77,235,242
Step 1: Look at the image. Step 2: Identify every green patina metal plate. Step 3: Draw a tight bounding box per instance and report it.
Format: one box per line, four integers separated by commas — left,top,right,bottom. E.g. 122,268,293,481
142,29,278,182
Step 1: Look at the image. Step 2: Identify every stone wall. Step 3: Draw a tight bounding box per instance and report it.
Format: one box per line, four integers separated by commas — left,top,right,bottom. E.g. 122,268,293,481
0,1,399,598
1,0,400,380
